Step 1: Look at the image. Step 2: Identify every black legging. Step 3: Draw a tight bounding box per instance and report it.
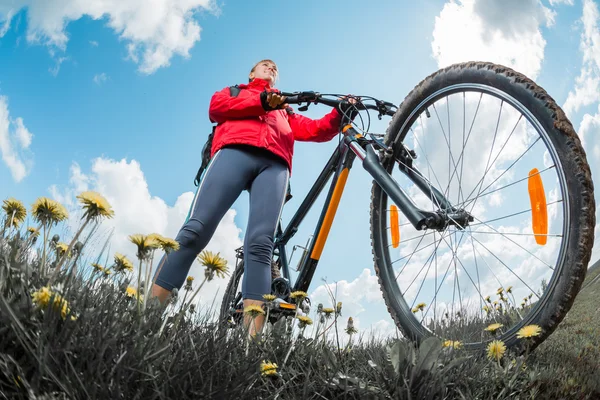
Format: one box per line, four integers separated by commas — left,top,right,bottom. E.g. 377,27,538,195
152,145,289,300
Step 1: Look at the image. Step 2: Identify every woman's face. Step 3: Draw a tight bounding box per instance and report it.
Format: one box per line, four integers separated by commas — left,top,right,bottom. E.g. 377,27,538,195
250,61,278,85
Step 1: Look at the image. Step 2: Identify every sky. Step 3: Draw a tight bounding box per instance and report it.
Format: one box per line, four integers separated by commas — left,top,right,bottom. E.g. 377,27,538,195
0,0,599,339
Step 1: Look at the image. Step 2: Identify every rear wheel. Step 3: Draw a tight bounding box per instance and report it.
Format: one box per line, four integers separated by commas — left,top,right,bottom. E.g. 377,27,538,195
370,62,595,353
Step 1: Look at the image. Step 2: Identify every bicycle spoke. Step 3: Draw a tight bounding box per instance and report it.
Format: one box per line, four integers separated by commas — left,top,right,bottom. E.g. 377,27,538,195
460,135,542,210
469,199,563,227
457,165,555,206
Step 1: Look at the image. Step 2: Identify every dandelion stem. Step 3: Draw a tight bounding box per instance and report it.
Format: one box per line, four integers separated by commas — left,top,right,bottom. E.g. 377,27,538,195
55,216,91,273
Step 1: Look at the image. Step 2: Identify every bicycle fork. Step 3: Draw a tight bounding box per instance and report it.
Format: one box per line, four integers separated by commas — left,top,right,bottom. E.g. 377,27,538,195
343,125,473,232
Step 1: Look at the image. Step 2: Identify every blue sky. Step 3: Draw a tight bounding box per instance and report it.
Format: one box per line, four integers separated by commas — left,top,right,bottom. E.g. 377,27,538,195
1,0,598,337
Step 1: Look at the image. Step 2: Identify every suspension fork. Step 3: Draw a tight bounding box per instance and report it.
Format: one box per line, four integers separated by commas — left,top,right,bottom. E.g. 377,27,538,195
343,125,464,231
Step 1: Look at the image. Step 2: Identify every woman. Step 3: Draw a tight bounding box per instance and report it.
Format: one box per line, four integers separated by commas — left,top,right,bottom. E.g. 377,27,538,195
150,59,355,335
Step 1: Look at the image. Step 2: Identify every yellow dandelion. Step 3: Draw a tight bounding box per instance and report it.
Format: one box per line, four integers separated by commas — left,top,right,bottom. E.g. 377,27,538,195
147,233,180,254
76,191,114,219
55,242,70,257
125,286,138,298
336,301,342,315
197,250,228,279
484,323,503,334
91,263,104,272
516,324,542,339
27,226,40,237
262,294,276,302
322,307,335,316
297,315,313,328
443,340,463,349
496,287,504,295
113,253,134,273
484,296,491,303
483,305,491,313
290,291,308,302
31,286,52,308
129,234,160,260
487,340,506,361
2,198,27,228
244,305,265,317
103,269,112,276
52,295,71,320
506,286,513,293
186,276,194,283
31,197,68,226
412,302,426,313
260,360,278,377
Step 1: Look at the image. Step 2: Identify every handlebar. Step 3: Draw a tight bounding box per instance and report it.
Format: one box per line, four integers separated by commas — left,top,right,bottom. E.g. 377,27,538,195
279,91,397,117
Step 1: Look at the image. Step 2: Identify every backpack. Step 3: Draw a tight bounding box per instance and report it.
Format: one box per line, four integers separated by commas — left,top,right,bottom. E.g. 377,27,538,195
194,85,241,186
193,85,293,202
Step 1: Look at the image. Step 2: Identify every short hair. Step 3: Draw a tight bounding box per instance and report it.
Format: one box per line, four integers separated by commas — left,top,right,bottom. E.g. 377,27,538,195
249,59,278,83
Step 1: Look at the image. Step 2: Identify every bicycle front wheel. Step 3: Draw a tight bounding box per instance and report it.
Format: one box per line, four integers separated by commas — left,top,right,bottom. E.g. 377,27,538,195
370,62,595,353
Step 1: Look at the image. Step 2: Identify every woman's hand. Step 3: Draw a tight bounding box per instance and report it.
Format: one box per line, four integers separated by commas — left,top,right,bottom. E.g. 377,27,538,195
261,91,288,111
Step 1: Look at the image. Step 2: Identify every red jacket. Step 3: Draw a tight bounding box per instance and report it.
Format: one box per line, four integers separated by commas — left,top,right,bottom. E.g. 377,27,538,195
208,78,343,173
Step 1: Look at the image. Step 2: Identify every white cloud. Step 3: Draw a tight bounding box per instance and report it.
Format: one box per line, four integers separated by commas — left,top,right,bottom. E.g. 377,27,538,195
563,0,600,118
93,73,108,85
0,0,216,74
431,0,554,80
0,96,33,182
89,40,99,47
309,268,383,318
49,156,243,312
549,0,574,5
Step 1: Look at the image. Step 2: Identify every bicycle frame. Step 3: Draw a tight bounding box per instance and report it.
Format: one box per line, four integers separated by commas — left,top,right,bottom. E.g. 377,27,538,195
273,123,465,295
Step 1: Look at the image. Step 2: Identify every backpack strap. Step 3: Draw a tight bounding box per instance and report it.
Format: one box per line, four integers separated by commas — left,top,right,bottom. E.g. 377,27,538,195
194,85,243,186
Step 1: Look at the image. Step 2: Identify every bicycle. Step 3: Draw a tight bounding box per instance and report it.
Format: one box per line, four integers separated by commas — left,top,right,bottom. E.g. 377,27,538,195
218,61,595,353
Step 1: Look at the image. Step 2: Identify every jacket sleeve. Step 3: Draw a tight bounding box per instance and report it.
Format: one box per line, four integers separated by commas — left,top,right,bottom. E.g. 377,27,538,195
208,87,267,123
288,108,343,142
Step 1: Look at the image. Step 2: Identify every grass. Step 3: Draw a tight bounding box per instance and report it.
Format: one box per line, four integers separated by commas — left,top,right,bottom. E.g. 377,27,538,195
1,194,600,399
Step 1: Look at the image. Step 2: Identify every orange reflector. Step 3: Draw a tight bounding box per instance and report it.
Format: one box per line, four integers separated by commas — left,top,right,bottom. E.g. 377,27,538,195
279,303,296,310
390,204,400,248
528,168,548,245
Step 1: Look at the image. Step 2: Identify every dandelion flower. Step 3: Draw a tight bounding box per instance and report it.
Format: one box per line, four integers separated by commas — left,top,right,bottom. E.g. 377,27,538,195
487,340,506,361
443,340,463,349
129,234,160,260
31,197,68,226
103,269,112,276
484,323,503,334
184,276,194,291
27,226,40,237
55,242,70,257
336,301,342,315
496,287,504,295
412,302,426,313
244,305,265,317
297,315,313,328
322,307,335,317
52,295,71,320
91,263,104,272
2,198,27,228
484,296,491,303
148,233,180,254
31,286,52,308
125,286,138,298
262,294,276,302
290,291,308,302
113,253,134,273
260,360,278,377
506,286,513,293
483,305,491,313
516,324,542,339
197,250,228,280
76,191,114,219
